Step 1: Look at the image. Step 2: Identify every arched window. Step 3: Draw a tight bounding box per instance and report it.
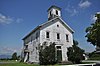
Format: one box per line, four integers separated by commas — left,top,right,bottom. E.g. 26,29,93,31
56,10,58,15
50,11,52,16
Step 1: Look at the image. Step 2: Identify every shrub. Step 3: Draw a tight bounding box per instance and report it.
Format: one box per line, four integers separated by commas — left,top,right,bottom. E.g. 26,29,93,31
67,40,84,64
39,42,57,65
89,52,100,60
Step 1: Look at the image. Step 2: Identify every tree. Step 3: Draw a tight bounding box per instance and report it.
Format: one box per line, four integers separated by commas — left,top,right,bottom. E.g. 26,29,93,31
11,52,18,60
39,42,56,65
85,13,100,47
17,55,20,60
67,40,84,64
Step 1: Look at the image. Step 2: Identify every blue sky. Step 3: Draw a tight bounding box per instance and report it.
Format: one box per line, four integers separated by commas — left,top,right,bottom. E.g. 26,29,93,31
0,0,100,55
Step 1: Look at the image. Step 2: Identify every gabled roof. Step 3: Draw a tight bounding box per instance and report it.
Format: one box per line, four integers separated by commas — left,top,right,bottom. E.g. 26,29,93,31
58,17,74,33
47,5,61,12
22,17,74,40
22,25,41,40
40,17,74,33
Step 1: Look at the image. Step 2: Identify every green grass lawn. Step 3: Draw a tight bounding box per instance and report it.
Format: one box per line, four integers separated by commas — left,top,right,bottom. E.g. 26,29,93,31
0,61,61,66
0,61,39,66
0,62,61,66
0,60,96,66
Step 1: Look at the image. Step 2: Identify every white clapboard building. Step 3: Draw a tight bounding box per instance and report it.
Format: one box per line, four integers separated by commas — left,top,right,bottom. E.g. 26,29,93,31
21,5,74,63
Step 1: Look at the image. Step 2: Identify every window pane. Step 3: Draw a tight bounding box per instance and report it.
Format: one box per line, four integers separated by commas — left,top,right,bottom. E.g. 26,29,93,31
50,11,52,16
46,32,49,38
36,33,38,39
66,34,69,41
56,10,58,15
57,33,60,39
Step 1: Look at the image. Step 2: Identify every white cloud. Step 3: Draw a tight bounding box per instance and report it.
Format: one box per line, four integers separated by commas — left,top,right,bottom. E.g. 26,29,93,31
65,4,78,16
16,18,23,23
91,15,97,22
92,15,97,21
0,46,21,55
3,47,17,53
65,0,92,17
91,12,100,23
0,13,13,24
79,0,91,8
97,12,100,14
71,9,78,16
0,13,23,25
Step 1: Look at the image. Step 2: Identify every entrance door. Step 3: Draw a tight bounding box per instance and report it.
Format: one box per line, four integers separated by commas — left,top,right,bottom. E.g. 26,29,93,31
24,52,29,62
56,46,62,62
57,50,62,62
26,52,29,62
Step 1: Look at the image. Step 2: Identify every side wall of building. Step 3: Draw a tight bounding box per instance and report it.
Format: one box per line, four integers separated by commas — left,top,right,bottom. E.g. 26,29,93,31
23,30,40,63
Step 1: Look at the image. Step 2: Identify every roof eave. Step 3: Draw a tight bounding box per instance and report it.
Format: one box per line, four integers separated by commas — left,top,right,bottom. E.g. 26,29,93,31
22,26,41,40
47,5,61,12
58,17,74,33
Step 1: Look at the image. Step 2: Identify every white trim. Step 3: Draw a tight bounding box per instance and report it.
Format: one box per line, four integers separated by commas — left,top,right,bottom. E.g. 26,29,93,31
40,17,74,33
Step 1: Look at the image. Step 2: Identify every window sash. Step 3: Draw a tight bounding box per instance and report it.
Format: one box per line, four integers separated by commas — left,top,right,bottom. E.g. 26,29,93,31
56,10,58,15
46,32,49,38
57,33,60,39
66,34,69,41
36,33,38,39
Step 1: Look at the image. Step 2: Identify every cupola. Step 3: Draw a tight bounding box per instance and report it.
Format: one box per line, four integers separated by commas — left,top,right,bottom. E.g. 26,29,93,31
47,5,61,20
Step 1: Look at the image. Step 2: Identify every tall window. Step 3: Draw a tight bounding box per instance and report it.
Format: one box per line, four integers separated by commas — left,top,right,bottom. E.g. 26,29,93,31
50,11,52,16
56,10,58,15
66,34,69,42
57,33,60,39
36,32,38,39
46,32,49,38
